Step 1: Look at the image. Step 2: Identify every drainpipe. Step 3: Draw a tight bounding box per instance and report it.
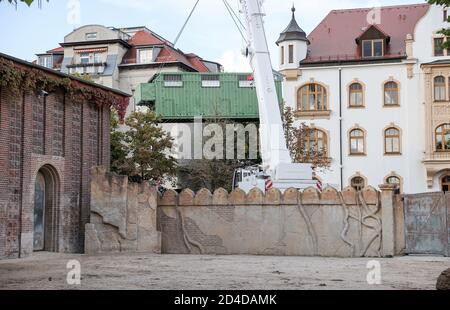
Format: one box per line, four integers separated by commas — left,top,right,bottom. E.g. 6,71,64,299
339,67,344,191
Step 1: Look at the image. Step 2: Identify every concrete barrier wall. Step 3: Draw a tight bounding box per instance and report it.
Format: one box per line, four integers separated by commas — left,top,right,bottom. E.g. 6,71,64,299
87,167,402,258
85,167,161,255
158,187,386,258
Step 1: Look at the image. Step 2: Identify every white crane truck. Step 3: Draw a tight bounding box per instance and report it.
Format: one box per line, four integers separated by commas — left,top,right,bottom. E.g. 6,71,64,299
232,0,319,193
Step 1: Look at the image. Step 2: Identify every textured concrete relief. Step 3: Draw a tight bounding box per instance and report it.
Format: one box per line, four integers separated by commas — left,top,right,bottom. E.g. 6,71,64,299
85,167,161,255
157,186,383,258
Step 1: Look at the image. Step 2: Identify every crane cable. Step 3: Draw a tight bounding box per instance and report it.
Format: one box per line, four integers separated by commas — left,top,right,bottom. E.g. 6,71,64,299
154,0,201,82
222,0,248,44
174,0,201,46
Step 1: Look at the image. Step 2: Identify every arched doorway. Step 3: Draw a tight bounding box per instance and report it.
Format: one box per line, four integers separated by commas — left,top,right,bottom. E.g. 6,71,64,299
33,165,59,252
442,175,450,192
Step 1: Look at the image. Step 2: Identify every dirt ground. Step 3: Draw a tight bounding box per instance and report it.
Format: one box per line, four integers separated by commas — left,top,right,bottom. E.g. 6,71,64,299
0,252,449,290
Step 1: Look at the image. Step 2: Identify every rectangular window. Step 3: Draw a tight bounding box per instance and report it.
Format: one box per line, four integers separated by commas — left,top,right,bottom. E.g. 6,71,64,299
80,52,90,64
281,46,285,65
238,75,254,88
85,32,97,40
201,75,220,88
38,55,52,68
363,41,373,58
374,40,383,57
93,53,103,64
362,40,384,58
288,45,294,64
164,74,183,87
138,48,153,64
444,9,448,22
434,38,444,56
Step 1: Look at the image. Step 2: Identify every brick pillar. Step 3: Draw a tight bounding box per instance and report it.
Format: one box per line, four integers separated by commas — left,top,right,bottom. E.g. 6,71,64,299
19,93,35,257
0,87,9,258
44,94,54,156
102,107,111,169
62,95,73,252
379,184,397,257
79,102,91,252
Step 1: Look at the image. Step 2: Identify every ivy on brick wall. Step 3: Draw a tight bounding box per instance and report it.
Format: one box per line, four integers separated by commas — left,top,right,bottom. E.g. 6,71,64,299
0,56,129,121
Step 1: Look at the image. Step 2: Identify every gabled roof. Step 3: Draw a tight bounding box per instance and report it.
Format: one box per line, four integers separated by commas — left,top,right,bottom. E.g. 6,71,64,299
304,3,430,63
355,24,391,44
185,54,210,72
120,30,214,72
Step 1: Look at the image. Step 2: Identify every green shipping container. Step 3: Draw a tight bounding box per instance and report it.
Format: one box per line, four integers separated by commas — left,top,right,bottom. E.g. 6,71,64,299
135,72,283,121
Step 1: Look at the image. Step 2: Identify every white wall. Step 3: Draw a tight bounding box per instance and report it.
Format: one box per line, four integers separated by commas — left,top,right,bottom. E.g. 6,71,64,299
284,62,426,193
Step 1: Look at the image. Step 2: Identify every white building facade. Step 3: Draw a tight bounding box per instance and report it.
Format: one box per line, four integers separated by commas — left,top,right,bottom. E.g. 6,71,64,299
279,4,450,193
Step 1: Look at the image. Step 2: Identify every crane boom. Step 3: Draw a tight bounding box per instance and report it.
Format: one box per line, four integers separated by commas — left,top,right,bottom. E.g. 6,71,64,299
240,0,292,174
234,0,318,193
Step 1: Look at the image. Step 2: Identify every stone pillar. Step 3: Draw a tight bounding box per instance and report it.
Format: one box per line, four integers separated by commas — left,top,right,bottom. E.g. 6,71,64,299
405,34,414,59
379,184,397,257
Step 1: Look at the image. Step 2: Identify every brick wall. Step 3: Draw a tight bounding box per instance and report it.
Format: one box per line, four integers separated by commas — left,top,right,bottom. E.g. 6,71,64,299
0,87,112,259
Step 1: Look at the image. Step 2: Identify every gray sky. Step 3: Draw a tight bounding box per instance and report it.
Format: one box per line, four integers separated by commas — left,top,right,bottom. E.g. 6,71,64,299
0,0,422,71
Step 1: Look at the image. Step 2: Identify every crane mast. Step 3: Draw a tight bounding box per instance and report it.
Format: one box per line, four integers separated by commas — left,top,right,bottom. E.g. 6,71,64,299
233,0,317,193
240,0,292,174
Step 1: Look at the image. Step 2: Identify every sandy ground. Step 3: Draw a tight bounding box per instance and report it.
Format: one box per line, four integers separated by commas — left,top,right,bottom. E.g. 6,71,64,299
0,252,449,290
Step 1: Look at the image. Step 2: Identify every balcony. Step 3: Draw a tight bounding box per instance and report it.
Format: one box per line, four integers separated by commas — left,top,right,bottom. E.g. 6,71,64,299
423,152,450,188
66,62,107,75
424,151,450,162
294,110,332,120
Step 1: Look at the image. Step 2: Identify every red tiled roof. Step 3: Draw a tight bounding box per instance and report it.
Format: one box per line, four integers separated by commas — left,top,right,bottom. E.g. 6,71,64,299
304,3,430,63
186,53,210,72
127,30,165,46
47,46,64,53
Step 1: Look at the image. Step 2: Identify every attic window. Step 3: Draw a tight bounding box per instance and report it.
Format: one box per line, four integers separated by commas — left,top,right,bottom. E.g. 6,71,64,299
85,32,97,40
201,75,220,88
362,39,384,58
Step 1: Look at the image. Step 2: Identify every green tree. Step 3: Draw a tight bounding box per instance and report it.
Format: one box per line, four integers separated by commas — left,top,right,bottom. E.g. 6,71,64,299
178,118,261,192
113,111,177,184
283,107,331,171
429,0,450,48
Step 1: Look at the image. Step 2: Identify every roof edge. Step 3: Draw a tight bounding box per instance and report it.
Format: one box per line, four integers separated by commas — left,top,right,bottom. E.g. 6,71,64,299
0,52,131,97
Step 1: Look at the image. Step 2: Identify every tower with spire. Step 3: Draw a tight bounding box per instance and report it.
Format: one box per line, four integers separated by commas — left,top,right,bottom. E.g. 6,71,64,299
277,5,309,77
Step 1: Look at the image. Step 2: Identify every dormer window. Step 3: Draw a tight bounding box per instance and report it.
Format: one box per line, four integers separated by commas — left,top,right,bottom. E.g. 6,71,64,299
138,48,153,64
356,25,389,59
362,39,384,58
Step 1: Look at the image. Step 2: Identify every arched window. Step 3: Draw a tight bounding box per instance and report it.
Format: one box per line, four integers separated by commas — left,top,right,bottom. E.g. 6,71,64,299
349,129,365,155
387,176,401,185
384,127,401,154
434,76,446,101
297,83,328,111
384,81,399,106
442,175,450,192
351,176,366,191
302,128,328,161
386,174,402,192
436,124,450,151
349,83,364,107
